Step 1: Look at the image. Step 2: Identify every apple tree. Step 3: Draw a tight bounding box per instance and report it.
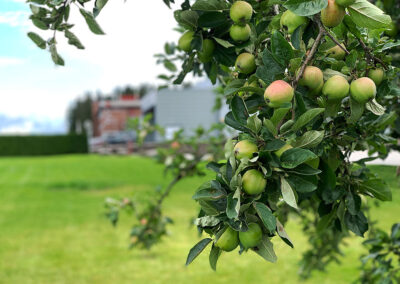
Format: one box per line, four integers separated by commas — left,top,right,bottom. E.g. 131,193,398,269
26,0,400,278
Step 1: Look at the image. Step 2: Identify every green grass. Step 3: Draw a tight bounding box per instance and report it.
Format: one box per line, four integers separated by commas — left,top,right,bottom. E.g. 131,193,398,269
0,155,398,284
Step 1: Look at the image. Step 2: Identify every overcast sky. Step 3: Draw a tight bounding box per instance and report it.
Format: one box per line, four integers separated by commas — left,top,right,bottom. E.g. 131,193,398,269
0,0,184,133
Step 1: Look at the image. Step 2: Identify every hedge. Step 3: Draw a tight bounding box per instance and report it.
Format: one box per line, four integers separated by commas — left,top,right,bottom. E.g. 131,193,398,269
0,135,88,156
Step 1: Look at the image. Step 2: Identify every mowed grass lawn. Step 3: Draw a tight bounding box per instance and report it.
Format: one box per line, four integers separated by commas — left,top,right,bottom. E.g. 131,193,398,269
0,155,398,284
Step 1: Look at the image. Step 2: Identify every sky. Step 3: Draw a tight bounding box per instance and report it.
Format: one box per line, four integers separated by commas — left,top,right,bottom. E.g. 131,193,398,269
0,0,183,133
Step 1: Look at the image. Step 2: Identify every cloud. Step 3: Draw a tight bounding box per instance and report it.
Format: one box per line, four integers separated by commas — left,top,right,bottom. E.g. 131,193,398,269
0,11,29,27
0,120,34,134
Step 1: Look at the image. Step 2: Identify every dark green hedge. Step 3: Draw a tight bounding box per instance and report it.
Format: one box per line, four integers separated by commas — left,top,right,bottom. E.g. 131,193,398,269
0,135,88,156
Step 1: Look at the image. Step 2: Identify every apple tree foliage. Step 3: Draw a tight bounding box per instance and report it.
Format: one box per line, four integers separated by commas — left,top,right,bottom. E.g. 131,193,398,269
27,0,400,278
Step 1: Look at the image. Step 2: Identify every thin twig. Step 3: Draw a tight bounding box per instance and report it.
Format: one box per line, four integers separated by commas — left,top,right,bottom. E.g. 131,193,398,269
358,38,388,70
320,25,350,55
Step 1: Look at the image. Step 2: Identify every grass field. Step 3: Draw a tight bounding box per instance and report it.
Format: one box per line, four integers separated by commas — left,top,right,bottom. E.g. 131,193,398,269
0,155,398,284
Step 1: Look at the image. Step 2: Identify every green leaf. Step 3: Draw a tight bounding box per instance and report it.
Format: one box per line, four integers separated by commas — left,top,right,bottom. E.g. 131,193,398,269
292,130,324,148
93,0,109,17
198,12,227,28
252,236,277,263
179,10,199,29
281,177,298,209
226,188,241,219
224,79,246,96
27,32,46,49
287,175,317,193
276,220,294,248
347,0,391,30
192,181,226,200
291,108,325,131
271,31,294,66
49,44,65,66
231,95,249,125
247,115,262,134
79,8,105,35
284,0,328,16
213,37,234,48
263,139,286,151
286,164,321,175
256,49,285,84
254,202,276,233
345,211,368,237
194,216,221,227
347,97,365,124
280,148,317,169
191,0,230,11
163,60,177,72
209,245,221,271
263,118,278,136
365,99,386,116
186,238,212,266
225,112,248,132
360,179,392,201
317,210,337,233
320,161,340,204
270,108,290,126
64,30,85,49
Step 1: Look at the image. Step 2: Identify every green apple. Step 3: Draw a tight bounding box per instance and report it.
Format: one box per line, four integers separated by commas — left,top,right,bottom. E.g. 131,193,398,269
215,227,239,252
321,0,345,28
264,80,294,108
275,144,293,158
242,169,266,195
326,44,346,60
234,140,258,160
239,223,262,249
230,24,251,42
198,39,215,63
280,10,309,34
235,53,256,74
178,31,194,52
299,66,324,90
368,68,384,86
230,1,253,24
350,77,377,103
322,75,350,101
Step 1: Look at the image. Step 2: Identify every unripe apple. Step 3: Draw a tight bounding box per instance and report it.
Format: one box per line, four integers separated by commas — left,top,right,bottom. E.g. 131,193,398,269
275,144,293,158
178,31,194,52
215,227,239,252
230,24,251,42
235,53,256,74
368,68,384,86
242,169,266,195
336,0,355,7
239,223,262,248
385,21,398,38
264,80,294,108
234,140,258,160
280,10,309,34
230,1,253,24
321,0,345,28
350,77,377,103
298,66,324,90
198,39,215,63
326,44,346,60
322,75,350,101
